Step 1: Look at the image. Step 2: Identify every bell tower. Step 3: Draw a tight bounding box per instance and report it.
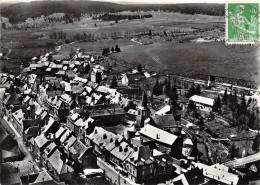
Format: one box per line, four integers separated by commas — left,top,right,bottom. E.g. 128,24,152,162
136,91,149,128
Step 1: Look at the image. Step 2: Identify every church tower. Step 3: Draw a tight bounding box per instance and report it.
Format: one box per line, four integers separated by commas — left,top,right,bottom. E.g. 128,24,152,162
136,91,149,128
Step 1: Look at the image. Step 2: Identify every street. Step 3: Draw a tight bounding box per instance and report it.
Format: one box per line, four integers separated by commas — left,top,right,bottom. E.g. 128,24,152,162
0,115,41,171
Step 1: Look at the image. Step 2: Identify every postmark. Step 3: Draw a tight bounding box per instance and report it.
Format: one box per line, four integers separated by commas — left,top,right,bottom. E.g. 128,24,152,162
226,3,259,45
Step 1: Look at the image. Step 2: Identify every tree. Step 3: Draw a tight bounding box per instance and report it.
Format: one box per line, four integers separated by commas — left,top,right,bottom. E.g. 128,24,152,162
111,76,117,88
222,89,228,105
253,134,260,152
215,95,221,110
137,64,143,73
153,79,160,96
111,46,114,52
148,30,152,36
247,97,252,106
230,145,237,159
195,85,201,95
188,100,196,111
240,93,247,111
2,65,8,73
164,79,171,97
198,117,204,131
186,84,196,98
141,91,148,108
115,45,121,52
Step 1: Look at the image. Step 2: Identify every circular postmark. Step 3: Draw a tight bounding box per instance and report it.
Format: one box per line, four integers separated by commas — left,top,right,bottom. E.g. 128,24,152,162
216,3,260,53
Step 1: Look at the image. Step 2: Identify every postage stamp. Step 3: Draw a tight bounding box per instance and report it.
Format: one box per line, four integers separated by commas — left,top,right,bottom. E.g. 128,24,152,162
226,3,259,44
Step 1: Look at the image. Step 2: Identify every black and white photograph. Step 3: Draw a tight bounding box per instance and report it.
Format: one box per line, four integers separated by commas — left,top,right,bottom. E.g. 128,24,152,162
0,0,260,184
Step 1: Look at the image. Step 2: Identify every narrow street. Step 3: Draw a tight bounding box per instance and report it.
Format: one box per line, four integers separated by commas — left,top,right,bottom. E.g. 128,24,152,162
0,115,41,171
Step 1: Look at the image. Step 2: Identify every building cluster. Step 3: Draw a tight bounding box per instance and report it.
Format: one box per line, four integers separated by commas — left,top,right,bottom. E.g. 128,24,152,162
0,49,250,185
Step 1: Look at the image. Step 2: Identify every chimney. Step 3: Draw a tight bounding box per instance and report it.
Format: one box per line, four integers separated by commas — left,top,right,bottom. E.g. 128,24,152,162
103,133,107,139
119,146,123,152
124,146,128,152
156,134,160,139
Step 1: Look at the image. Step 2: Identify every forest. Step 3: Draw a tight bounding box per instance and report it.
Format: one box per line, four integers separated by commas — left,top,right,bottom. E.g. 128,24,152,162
1,1,225,24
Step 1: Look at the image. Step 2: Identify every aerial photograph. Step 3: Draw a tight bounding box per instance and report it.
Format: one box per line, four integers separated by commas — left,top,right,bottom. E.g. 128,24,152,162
0,0,259,184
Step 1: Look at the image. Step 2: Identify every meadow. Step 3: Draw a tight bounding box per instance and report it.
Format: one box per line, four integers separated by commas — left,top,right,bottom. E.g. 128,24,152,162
2,11,260,86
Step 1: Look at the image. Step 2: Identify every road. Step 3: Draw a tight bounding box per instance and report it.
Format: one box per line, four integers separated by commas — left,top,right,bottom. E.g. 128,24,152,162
0,116,41,171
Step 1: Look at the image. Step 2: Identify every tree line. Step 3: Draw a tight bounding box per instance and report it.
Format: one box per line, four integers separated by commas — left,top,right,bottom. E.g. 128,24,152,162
2,1,224,24
102,45,121,55
93,13,152,22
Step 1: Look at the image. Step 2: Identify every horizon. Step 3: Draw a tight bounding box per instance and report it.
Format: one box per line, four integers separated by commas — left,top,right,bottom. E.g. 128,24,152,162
0,0,244,5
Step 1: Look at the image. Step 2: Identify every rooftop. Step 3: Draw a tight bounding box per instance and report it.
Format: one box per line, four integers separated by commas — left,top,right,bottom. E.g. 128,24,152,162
189,95,214,106
140,124,178,146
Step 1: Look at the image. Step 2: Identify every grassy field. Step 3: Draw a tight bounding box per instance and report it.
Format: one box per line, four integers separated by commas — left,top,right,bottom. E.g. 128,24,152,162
2,11,259,85
110,41,260,84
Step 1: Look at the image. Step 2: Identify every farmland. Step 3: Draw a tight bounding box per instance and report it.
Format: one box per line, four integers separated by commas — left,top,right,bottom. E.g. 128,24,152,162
1,11,260,85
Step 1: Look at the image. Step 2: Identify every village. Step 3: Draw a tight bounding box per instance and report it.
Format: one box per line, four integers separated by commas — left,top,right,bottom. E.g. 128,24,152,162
0,45,260,185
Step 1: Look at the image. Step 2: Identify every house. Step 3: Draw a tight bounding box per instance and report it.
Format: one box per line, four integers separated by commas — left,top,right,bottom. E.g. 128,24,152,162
87,127,116,158
91,69,102,83
110,141,134,167
28,63,44,71
122,73,145,86
63,135,77,154
87,104,125,126
124,145,153,183
69,140,95,168
189,95,215,112
147,114,177,130
0,125,21,163
34,133,50,157
46,149,74,181
139,124,182,158
42,117,59,136
55,127,67,141
12,108,40,138
24,126,39,144
20,170,65,185
42,142,58,163
192,162,239,185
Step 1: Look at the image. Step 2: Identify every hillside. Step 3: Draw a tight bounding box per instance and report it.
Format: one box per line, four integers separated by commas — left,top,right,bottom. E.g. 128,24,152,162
1,1,224,24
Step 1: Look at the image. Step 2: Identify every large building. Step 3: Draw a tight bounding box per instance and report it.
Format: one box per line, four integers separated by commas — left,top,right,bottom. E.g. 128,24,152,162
189,95,214,112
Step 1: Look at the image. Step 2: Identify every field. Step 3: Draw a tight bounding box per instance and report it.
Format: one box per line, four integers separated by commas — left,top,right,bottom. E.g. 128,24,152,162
62,39,260,85
1,11,260,85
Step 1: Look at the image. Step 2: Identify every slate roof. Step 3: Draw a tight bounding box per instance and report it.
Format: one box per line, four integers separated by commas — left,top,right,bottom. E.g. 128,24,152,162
4,92,21,106
64,135,77,150
24,126,39,138
69,140,92,161
47,149,74,175
34,134,49,149
60,129,71,144
150,114,176,128
110,141,133,162
140,124,178,146
12,109,24,124
43,117,56,134
55,127,66,139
